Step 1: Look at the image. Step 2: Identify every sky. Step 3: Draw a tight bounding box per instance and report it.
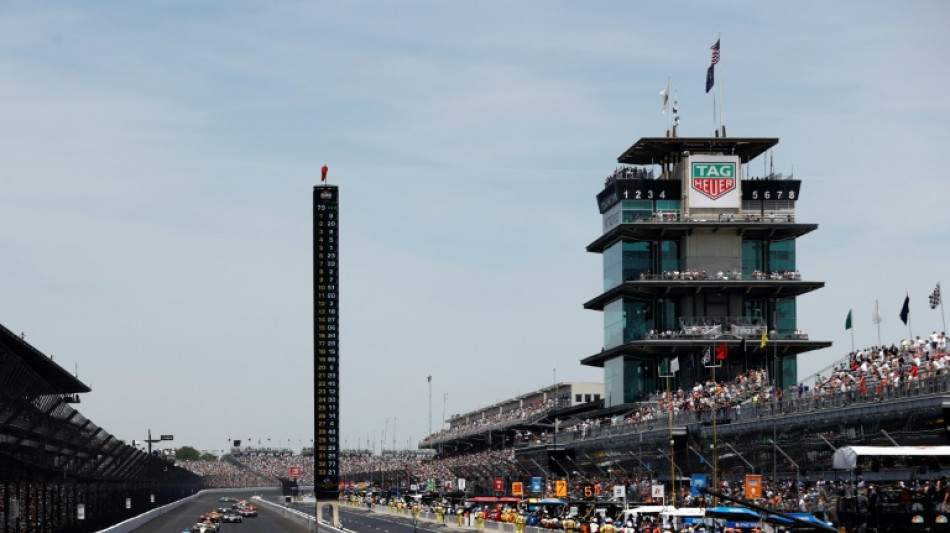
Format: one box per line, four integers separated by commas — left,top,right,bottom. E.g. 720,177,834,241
1,1,949,456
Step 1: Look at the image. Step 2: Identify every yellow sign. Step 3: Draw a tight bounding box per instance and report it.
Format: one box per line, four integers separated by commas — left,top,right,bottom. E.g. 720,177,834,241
512,482,524,496
554,479,567,498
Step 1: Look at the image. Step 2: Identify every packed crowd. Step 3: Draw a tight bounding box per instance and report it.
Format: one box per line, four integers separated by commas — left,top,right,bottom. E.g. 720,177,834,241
606,166,656,182
176,459,277,488
815,332,949,397
342,448,519,482
422,399,557,444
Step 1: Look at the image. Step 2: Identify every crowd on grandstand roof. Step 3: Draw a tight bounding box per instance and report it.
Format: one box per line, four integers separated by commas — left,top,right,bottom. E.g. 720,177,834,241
422,399,557,444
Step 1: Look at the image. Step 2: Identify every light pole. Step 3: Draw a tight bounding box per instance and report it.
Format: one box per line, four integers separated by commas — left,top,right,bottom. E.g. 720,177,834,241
145,429,173,455
427,375,432,438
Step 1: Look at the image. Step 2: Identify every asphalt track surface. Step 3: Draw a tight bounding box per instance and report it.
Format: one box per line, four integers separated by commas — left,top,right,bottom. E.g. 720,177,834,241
130,493,312,533
331,506,459,533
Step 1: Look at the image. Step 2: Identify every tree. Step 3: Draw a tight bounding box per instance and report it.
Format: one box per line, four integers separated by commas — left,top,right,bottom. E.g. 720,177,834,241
176,446,202,461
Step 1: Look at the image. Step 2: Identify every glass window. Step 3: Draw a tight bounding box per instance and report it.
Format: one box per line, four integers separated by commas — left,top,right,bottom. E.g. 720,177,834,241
776,297,797,335
781,355,798,390
660,240,680,272
745,299,765,320
575,394,582,403
585,394,592,403
604,358,624,407
604,357,652,407
603,298,654,348
769,240,796,272
603,241,652,290
742,240,764,274
655,200,681,211
621,200,653,222
604,300,624,349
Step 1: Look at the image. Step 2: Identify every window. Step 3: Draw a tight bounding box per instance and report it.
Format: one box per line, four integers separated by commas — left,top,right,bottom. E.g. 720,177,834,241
575,394,582,403
603,241,651,290
584,394,592,403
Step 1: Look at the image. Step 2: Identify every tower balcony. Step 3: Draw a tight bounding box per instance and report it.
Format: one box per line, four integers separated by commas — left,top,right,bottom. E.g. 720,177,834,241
583,276,825,311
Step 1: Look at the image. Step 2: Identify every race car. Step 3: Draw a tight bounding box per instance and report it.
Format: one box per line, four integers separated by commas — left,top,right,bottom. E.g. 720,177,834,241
221,513,243,523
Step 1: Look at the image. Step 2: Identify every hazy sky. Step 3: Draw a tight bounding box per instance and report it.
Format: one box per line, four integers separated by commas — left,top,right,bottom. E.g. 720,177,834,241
1,1,948,456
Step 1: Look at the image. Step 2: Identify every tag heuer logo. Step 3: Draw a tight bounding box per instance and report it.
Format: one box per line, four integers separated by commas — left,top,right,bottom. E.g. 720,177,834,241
691,162,737,200
320,190,334,200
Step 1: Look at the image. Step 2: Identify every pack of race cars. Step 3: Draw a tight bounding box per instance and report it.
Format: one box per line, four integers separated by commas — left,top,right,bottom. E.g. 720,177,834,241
187,499,258,533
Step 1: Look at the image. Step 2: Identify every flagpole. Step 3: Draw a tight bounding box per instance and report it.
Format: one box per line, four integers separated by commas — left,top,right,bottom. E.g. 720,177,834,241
874,300,882,346
717,32,723,136
908,293,914,340
667,76,672,134
667,370,674,506
940,283,946,333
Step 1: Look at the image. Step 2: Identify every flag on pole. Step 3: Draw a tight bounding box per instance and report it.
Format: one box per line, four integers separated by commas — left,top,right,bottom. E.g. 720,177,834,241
900,294,910,325
659,359,669,375
669,357,680,374
872,300,883,325
845,310,853,330
716,343,728,360
705,64,715,93
321,165,329,182
701,347,711,367
710,39,721,65
660,81,670,113
760,331,768,349
930,283,941,309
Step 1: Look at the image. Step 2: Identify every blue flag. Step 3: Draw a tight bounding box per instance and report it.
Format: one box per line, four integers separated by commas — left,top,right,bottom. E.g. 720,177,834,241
900,295,910,325
706,64,715,93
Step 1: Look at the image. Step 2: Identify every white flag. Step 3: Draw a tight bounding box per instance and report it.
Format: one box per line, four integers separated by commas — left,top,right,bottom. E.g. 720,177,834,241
669,357,680,374
872,300,883,325
660,81,670,113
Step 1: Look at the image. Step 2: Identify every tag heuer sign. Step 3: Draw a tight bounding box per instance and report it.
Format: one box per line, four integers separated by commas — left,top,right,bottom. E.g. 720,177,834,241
691,162,736,200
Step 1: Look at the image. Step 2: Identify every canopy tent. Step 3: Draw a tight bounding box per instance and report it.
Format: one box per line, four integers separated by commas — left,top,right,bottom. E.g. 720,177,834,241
832,445,950,470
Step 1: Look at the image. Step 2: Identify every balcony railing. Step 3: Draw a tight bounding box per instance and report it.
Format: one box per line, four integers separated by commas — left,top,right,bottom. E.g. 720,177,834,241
621,211,796,223
638,269,801,281
636,316,808,340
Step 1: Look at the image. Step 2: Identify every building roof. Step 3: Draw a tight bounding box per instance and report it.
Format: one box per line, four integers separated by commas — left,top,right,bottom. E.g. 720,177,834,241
617,137,779,165
0,322,91,394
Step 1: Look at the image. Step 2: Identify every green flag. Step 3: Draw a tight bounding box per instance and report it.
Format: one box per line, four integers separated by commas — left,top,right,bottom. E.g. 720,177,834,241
659,359,669,375
845,309,853,330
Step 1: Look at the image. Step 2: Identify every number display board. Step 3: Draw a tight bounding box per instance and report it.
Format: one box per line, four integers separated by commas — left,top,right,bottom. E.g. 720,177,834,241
740,180,801,201
597,179,681,213
314,185,340,500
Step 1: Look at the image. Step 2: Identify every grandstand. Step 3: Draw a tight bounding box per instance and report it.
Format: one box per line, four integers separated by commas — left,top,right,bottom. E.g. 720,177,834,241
0,321,201,533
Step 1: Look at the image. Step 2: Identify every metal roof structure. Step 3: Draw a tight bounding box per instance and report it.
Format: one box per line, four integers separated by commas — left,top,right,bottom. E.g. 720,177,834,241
617,137,779,165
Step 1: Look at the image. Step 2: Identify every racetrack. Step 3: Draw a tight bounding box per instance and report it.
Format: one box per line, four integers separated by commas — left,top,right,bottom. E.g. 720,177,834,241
130,493,312,533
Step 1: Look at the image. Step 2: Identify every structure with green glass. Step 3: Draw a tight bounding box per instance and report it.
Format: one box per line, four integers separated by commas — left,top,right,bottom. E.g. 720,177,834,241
582,137,831,407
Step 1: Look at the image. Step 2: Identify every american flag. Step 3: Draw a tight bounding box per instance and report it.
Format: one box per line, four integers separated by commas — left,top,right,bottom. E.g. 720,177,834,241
711,39,721,65
930,283,941,309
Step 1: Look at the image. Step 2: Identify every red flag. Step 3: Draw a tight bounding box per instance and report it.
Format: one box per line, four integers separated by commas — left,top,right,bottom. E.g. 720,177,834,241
321,165,328,182
716,343,728,360
912,364,919,378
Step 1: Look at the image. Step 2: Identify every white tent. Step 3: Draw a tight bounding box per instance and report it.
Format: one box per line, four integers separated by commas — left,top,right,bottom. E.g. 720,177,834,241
832,445,950,470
